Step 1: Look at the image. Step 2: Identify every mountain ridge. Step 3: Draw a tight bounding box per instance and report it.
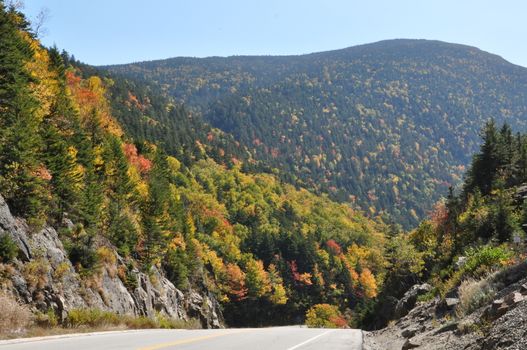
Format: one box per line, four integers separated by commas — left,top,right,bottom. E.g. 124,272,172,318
102,39,523,69
105,39,527,228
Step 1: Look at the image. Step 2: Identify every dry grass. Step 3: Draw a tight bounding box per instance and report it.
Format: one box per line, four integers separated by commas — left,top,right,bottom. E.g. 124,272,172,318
0,293,32,336
456,275,496,317
97,247,118,278
0,299,201,340
66,308,201,330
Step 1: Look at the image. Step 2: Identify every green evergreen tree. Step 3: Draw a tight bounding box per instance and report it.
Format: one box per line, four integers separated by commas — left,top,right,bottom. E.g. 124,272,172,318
142,150,171,263
0,4,49,224
464,119,499,197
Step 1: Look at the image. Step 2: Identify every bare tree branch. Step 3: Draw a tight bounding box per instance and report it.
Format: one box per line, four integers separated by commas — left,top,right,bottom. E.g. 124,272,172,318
32,7,50,38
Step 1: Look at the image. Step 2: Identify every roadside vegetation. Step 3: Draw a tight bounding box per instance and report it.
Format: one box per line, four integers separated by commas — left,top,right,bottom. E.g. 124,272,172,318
366,120,527,328
0,292,200,340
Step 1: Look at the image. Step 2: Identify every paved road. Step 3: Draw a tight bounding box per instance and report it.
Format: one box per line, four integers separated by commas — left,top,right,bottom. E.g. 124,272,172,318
0,327,362,350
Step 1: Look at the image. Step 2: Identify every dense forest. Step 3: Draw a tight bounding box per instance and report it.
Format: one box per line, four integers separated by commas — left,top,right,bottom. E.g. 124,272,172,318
106,41,527,228
76,64,255,169
0,2,390,327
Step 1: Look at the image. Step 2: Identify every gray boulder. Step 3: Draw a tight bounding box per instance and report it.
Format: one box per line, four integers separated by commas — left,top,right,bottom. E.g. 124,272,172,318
394,283,432,319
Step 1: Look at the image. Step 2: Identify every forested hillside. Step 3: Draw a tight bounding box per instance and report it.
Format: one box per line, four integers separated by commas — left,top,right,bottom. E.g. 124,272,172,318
106,40,527,227
365,119,527,330
0,3,388,329
76,63,253,168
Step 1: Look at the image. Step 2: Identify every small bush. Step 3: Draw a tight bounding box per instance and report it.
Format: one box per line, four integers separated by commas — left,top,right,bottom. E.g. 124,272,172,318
0,234,18,263
0,263,15,286
0,293,32,334
153,312,200,329
462,245,512,276
123,316,158,329
457,319,478,335
53,262,71,282
66,308,120,328
24,258,50,290
456,276,495,317
416,289,438,303
35,309,59,328
63,225,99,271
305,304,347,328
117,263,138,291
97,246,117,278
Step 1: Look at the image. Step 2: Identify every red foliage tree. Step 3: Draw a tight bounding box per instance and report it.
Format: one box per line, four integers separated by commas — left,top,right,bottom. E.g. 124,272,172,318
326,239,342,255
123,143,152,174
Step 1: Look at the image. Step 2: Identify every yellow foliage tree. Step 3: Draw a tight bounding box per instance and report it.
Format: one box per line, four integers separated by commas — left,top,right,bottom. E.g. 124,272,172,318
359,268,377,298
245,259,271,298
267,264,288,304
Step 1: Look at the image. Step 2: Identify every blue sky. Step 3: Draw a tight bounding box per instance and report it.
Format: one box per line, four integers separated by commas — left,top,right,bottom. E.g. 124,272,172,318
23,0,527,67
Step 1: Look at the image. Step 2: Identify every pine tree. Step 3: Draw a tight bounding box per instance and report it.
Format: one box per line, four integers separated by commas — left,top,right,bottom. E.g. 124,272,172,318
79,159,104,232
513,133,527,184
103,136,138,252
464,119,499,197
0,4,49,224
142,150,170,263
42,126,82,218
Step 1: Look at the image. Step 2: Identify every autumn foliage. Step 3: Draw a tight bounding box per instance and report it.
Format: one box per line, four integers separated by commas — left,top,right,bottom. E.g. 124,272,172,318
305,304,348,328
123,143,152,174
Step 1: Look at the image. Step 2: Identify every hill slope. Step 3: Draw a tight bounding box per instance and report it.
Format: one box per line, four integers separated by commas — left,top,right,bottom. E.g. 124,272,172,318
0,3,386,332
106,40,527,227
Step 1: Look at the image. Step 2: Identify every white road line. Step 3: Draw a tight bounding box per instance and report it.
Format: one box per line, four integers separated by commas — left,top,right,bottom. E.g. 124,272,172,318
286,329,335,350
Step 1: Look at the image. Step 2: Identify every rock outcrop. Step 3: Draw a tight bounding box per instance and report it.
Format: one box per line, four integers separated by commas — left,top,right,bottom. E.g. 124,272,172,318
394,283,432,319
0,195,223,328
363,262,527,350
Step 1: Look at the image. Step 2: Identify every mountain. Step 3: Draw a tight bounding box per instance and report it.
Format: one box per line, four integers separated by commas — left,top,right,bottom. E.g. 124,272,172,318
105,40,527,228
0,3,386,334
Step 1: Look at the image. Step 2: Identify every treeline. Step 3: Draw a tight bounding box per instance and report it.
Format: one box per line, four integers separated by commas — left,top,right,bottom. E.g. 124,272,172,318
0,2,389,327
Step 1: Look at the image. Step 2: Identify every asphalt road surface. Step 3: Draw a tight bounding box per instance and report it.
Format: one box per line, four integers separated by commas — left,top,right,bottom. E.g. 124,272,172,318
0,327,362,350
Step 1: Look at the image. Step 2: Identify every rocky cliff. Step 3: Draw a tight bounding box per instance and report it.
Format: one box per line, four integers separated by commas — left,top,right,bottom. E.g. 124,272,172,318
0,195,223,329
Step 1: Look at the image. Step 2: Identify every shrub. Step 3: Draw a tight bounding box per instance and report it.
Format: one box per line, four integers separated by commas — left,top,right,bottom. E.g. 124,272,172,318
63,224,99,271
0,234,18,263
53,262,71,282
305,304,347,328
24,258,50,290
97,246,117,278
462,245,512,276
442,245,511,295
117,263,138,291
456,276,495,317
156,315,201,329
123,316,157,329
35,309,59,328
0,263,15,286
66,308,120,328
68,244,98,271
0,293,32,334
